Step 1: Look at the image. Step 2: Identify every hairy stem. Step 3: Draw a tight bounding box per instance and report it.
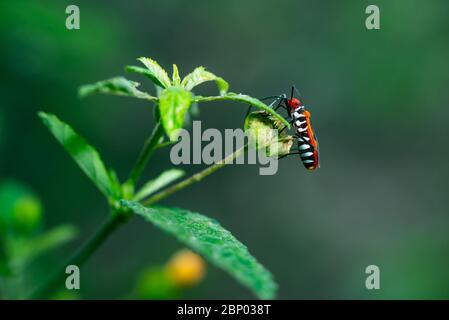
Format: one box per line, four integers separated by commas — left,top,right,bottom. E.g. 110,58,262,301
28,214,126,299
126,121,165,188
143,145,246,206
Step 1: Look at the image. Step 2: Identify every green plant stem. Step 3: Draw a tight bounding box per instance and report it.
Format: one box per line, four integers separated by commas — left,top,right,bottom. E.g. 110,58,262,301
29,138,246,299
192,95,223,103
143,145,247,206
29,121,165,299
28,214,126,299
126,121,164,187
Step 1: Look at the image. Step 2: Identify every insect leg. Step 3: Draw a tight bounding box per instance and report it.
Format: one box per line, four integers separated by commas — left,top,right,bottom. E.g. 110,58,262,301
276,94,291,118
260,94,288,110
276,117,294,135
274,97,286,111
278,119,293,133
260,95,284,101
245,104,253,118
273,94,292,119
246,96,285,118
277,151,301,160
278,125,288,134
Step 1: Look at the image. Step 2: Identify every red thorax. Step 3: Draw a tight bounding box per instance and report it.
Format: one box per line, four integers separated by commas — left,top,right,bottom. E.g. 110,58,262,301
287,97,302,111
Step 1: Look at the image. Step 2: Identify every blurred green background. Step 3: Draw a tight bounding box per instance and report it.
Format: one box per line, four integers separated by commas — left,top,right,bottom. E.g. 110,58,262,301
1,0,449,299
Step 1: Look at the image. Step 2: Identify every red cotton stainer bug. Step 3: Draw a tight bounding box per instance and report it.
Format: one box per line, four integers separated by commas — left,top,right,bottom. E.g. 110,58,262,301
261,86,319,170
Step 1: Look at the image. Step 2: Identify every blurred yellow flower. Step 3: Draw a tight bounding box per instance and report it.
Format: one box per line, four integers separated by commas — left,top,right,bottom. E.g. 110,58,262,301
166,249,205,287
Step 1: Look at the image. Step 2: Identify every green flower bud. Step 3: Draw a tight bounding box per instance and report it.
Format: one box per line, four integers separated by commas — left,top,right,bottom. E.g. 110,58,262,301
0,180,42,235
12,195,42,234
244,111,294,157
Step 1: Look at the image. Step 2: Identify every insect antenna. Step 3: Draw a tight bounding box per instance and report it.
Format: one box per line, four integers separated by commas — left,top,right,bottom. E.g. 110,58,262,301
292,85,304,103
260,95,284,101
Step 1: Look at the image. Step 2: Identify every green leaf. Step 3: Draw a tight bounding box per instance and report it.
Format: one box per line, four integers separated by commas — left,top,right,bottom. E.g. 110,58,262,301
134,169,185,201
158,86,193,141
108,169,122,200
181,67,229,95
126,57,171,89
172,64,181,86
79,77,157,101
120,200,278,299
38,112,121,200
193,93,290,128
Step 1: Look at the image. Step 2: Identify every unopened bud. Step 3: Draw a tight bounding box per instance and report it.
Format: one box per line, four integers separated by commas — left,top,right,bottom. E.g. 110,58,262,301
244,111,293,157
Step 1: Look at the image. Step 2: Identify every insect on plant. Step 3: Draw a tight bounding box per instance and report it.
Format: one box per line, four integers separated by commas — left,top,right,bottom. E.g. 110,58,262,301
26,57,297,300
250,86,320,170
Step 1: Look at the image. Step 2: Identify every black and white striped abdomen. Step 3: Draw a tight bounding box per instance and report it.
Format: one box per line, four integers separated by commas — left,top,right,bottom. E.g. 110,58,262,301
297,136,316,170
292,109,308,137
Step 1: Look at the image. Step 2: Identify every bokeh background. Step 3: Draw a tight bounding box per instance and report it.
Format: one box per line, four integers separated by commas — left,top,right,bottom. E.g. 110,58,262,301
1,0,449,299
